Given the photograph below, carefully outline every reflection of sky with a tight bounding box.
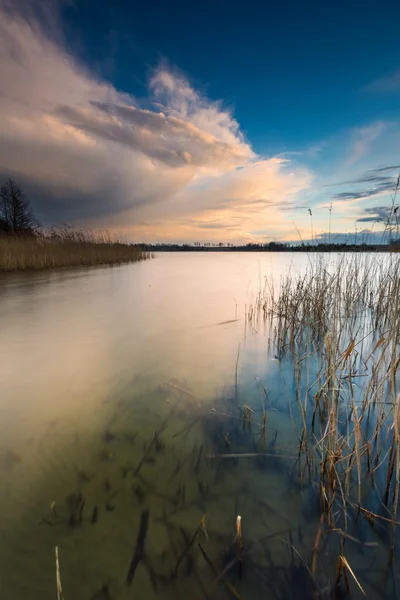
[0,254,311,448]
[2,250,386,452]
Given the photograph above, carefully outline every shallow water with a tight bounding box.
[0,252,398,600]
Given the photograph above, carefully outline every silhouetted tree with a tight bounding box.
[0,179,38,234]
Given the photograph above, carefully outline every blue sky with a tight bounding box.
[1,0,400,243]
[60,0,400,152]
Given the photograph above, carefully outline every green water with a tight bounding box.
[0,253,398,599]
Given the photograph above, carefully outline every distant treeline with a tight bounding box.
[134,241,399,252]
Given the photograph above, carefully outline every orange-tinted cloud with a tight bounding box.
[0,6,313,241]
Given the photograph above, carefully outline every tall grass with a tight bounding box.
[248,253,400,575]
[0,226,150,271]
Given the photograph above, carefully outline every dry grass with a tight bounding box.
[0,227,149,271]
[248,253,400,572]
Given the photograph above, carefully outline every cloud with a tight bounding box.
[364,70,400,93]
[320,164,399,207]
[124,158,312,243]
[333,180,395,201]
[372,165,400,173]
[357,205,395,223]
[55,101,253,170]
[323,165,400,189]
[149,68,249,150]
[0,6,312,241]
[347,122,387,164]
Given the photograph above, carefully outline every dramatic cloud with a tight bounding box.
[55,101,253,170]
[3,4,396,244]
[0,5,314,242]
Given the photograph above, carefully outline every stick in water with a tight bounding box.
[173,517,204,576]
[55,546,64,600]
[236,515,243,579]
[198,543,241,600]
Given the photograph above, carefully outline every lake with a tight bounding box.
[0,252,398,599]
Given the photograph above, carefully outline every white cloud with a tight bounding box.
[149,67,249,151]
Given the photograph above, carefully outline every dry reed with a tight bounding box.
[248,253,400,580]
[0,226,149,271]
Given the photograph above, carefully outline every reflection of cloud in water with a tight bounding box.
[0,253,310,448]
[3,252,355,600]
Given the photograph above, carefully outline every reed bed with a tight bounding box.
[0,227,149,271]
[247,253,400,584]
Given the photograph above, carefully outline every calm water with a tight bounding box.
[0,253,397,599]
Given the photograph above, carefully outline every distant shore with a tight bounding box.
[136,242,399,253]
[0,236,150,272]
[1,237,399,272]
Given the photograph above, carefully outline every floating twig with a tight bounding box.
[166,382,197,398]
[207,452,296,460]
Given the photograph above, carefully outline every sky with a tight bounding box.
[1,0,400,244]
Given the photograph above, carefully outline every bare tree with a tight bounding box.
[0,179,38,234]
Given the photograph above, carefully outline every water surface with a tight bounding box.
[0,252,396,599]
